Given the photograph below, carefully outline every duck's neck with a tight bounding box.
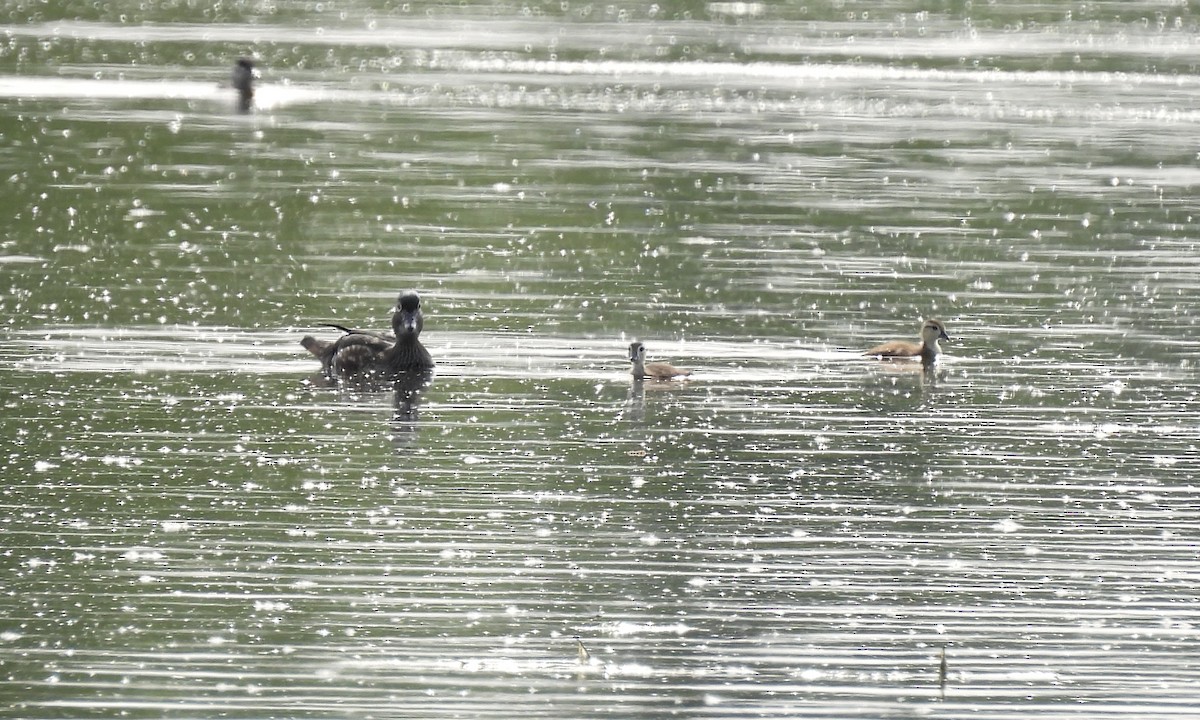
[385,336,433,371]
[920,338,941,364]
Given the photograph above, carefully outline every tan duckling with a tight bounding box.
[864,318,950,365]
[629,341,691,380]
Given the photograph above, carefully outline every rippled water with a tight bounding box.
[3,2,1200,717]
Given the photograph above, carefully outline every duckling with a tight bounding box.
[864,318,950,365]
[232,57,254,113]
[629,341,691,380]
[331,291,434,382]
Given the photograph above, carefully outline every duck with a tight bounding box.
[232,57,254,113]
[629,341,691,380]
[864,318,950,365]
[302,290,434,384]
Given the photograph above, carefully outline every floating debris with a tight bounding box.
[939,645,948,697]
[575,636,592,665]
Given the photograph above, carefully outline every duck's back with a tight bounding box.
[644,361,690,379]
[864,340,922,358]
[331,333,393,377]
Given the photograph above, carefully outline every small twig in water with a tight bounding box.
[574,636,592,665]
[938,645,948,696]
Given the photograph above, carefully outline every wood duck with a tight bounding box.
[232,58,254,113]
[864,319,949,365]
[629,341,691,380]
[302,291,433,384]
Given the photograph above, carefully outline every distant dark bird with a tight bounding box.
[629,341,691,381]
[232,57,254,113]
[302,291,434,386]
[864,318,950,366]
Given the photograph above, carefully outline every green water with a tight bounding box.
[2,2,1200,718]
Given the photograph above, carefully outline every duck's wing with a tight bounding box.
[331,332,392,354]
[320,323,396,342]
[646,361,690,379]
[864,340,921,358]
[328,332,390,376]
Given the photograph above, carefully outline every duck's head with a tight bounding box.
[629,341,647,364]
[392,290,424,338]
[921,319,950,345]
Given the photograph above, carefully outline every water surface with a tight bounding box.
[3,2,1200,717]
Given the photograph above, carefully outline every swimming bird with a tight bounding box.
[302,291,434,385]
[864,318,950,365]
[629,341,691,380]
[232,57,254,113]
[333,291,433,380]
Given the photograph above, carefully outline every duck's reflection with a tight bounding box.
[922,362,947,386]
[622,379,646,422]
[621,374,696,423]
[390,368,434,448]
[859,359,947,412]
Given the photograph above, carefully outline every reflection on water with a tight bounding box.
[4,2,1200,718]
[391,368,434,448]
[622,379,647,423]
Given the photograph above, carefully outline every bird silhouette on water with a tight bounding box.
[301,290,434,388]
[232,58,254,113]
